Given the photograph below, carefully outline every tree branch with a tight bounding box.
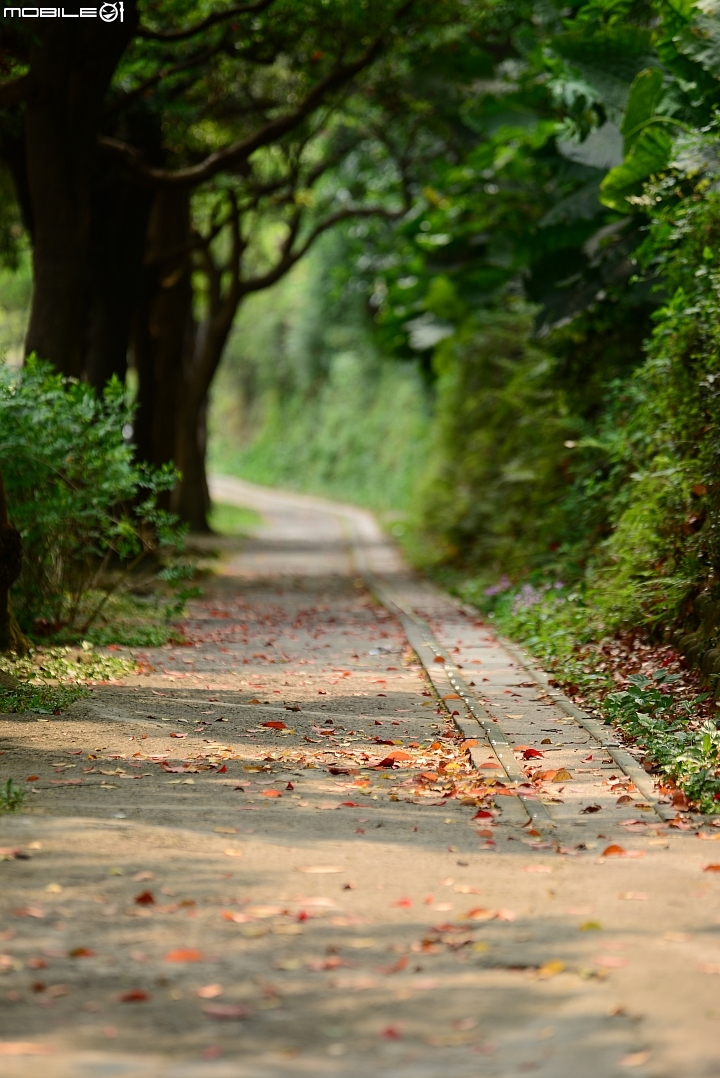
[136,0,276,42]
[98,13,408,188]
[241,202,405,295]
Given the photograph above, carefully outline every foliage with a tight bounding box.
[210,240,432,512]
[0,357,191,640]
[209,503,262,536]
[0,779,24,815]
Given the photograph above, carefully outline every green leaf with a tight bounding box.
[622,69,665,154]
[600,126,674,212]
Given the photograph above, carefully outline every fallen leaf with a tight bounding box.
[14,908,44,919]
[703,864,720,873]
[552,769,572,782]
[392,897,412,908]
[261,721,287,730]
[195,984,223,998]
[581,804,602,814]
[579,921,602,931]
[169,733,186,739]
[118,989,149,1002]
[522,749,544,760]
[26,776,39,783]
[381,1025,402,1039]
[619,1051,650,1067]
[134,891,154,906]
[202,1003,249,1020]
[224,849,243,857]
[601,845,626,858]
[165,948,203,963]
[537,960,565,978]
[261,789,282,798]
[69,948,95,958]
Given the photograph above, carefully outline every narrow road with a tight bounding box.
[0,477,718,1077]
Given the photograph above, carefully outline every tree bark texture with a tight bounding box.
[0,469,29,656]
[23,17,136,375]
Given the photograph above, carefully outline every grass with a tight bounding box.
[0,779,25,815]
[0,643,138,714]
[209,502,262,535]
[460,579,719,813]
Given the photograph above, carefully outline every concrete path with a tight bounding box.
[0,476,718,1077]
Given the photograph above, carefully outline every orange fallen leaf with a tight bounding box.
[460,739,478,749]
[392,897,412,908]
[69,948,95,958]
[165,948,203,963]
[703,864,720,872]
[261,721,287,730]
[261,789,282,798]
[442,694,461,701]
[26,776,39,783]
[169,733,186,739]
[601,845,626,857]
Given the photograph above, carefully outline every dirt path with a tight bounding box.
[1,477,719,1077]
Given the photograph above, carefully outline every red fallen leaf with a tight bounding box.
[118,989,149,1002]
[318,690,327,695]
[261,789,282,798]
[601,845,626,857]
[340,801,362,807]
[379,956,408,974]
[703,864,720,872]
[215,765,227,774]
[522,749,544,760]
[381,1025,402,1039]
[286,782,294,790]
[202,1003,249,1020]
[169,733,186,739]
[473,810,495,821]
[375,751,413,768]
[261,721,287,730]
[26,776,39,782]
[433,656,445,664]
[307,955,346,971]
[134,891,155,906]
[392,897,412,908]
[165,948,203,963]
[69,947,95,958]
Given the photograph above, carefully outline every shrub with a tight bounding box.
[0,356,187,638]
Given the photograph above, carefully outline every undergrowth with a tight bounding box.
[0,643,137,713]
[0,779,25,814]
[463,581,719,813]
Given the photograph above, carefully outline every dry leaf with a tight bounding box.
[195,984,223,998]
[165,948,203,963]
[298,866,342,874]
[552,769,572,782]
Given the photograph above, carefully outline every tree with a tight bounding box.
[0,0,473,528]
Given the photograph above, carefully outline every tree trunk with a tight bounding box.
[132,188,194,487]
[85,109,161,390]
[23,18,136,374]
[172,392,211,532]
[0,469,29,656]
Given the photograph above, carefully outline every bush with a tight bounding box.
[0,356,188,639]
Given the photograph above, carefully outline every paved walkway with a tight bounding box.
[0,477,718,1077]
